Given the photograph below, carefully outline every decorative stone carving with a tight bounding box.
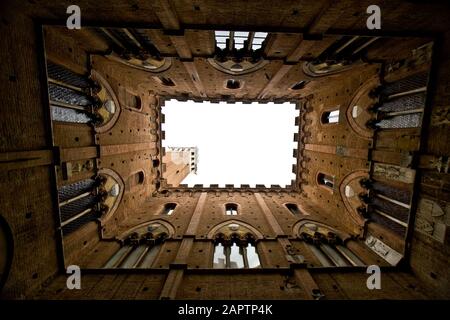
[415,197,449,243]
[373,163,415,184]
[365,234,403,266]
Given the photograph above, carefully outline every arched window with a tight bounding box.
[214,30,268,51]
[299,222,364,267]
[103,223,168,269]
[225,203,238,215]
[290,80,308,90]
[321,109,340,124]
[58,178,101,235]
[162,203,176,216]
[212,223,261,269]
[126,93,141,109]
[155,76,175,87]
[226,79,241,89]
[58,172,123,235]
[318,173,335,189]
[285,203,301,216]
[47,62,95,124]
[126,171,145,190]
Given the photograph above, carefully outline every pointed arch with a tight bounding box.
[339,170,369,227]
[207,219,264,240]
[91,70,121,133]
[98,168,125,225]
[292,219,350,242]
[345,76,379,139]
[115,219,175,241]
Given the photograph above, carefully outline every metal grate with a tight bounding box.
[60,194,96,222]
[379,92,426,112]
[62,211,100,235]
[51,106,90,123]
[47,62,90,88]
[134,29,154,48]
[58,179,96,202]
[377,113,422,129]
[108,28,138,50]
[370,212,406,236]
[372,181,411,204]
[48,83,93,106]
[372,198,409,223]
[382,72,428,96]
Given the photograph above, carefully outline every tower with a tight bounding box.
[163,147,198,187]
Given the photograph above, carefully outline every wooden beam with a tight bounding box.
[306,0,350,35]
[60,146,98,162]
[293,268,321,300]
[169,35,192,59]
[286,36,338,63]
[258,64,293,99]
[99,142,156,157]
[182,61,207,98]
[304,143,369,159]
[0,149,54,171]
[151,0,180,30]
[151,0,207,99]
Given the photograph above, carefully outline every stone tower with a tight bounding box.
[163,147,198,187]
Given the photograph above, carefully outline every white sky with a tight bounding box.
[162,100,298,188]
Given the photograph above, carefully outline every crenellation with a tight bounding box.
[0,0,449,301]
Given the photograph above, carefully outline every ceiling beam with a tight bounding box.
[151,0,207,98]
[183,61,207,98]
[286,36,340,62]
[306,0,351,35]
[150,0,180,30]
[169,35,192,59]
[257,64,293,99]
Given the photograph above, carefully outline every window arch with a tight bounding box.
[226,79,241,89]
[212,223,261,269]
[161,203,176,216]
[317,173,335,189]
[126,92,141,110]
[321,109,340,124]
[290,80,308,90]
[57,174,123,236]
[103,222,169,269]
[225,203,238,216]
[298,222,364,267]
[90,70,121,132]
[154,76,175,87]
[285,203,301,216]
[126,171,145,191]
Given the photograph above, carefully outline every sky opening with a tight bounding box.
[162,100,298,187]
